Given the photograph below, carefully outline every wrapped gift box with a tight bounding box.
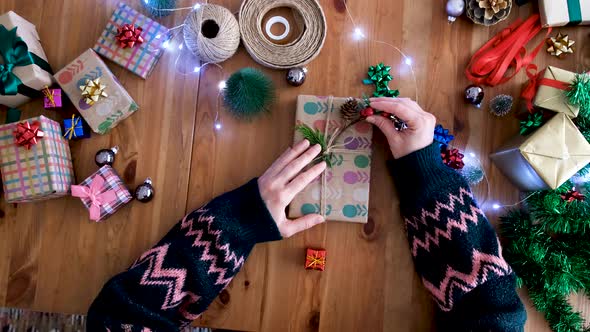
[0,11,54,108]
[63,115,90,139]
[54,49,138,134]
[93,3,169,79]
[305,248,326,271]
[533,66,579,118]
[491,113,590,191]
[43,87,62,109]
[0,115,74,202]
[288,95,373,224]
[540,0,590,27]
[73,165,132,222]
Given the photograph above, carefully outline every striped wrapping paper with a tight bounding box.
[76,165,132,222]
[0,116,74,203]
[93,2,169,79]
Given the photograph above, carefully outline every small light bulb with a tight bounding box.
[178,43,183,50]
[218,81,227,90]
[469,152,476,158]
[193,3,201,9]
[155,34,161,39]
[144,0,148,4]
[193,66,201,73]
[404,57,413,66]
[162,41,170,49]
[214,122,222,130]
[353,27,365,40]
[492,203,501,210]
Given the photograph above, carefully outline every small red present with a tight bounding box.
[305,248,326,271]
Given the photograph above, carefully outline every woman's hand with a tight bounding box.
[258,140,327,238]
[366,97,436,159]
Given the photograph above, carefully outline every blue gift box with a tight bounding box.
[63,115,90,139]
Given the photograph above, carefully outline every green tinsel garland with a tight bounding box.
[502,71,590,332]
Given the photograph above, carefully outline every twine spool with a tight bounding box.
[239,0,327,69]
[183,4,240,64]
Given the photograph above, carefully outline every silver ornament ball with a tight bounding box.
[287,67,307,87]
[446,0,465,23]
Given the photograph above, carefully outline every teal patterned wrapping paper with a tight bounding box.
[289,95,373,224]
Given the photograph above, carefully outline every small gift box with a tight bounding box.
[491,113,590,191]
[533,66,579,118]
[540,0,590,27]
[42,87,62,109]
[63,115,90,139]
[0,115,74,202]
[288,95,373,223]
[305,248,326,271]
[54,49,138,134]
[0,11,54,108]
[73,165,132,222]
[93,3,169,79]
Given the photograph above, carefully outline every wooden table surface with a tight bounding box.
[0,0,589,331]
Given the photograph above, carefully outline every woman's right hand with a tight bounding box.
[366,98,436,159]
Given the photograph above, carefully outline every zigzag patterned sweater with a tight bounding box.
[391,143,526,331]
[87,143,526,331]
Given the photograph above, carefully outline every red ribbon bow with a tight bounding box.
[116,24,144,48]
[520,68,571,113]
[13,121,44,149]
[71,175,118,222]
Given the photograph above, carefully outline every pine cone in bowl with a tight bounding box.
[467,0,512,26]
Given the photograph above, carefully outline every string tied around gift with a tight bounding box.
[318,96,366,218]
[305,253,326,269]
[521,68,572,112]
[64,115,81,140]
[0,25,53,97]
[465,14,550,87]
[42,86,56,107]
[71,175,118,222]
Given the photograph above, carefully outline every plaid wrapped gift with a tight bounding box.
[93,3,169,79]
[54,49,139,134]
[0,115,74,203]
[73,165,132,222]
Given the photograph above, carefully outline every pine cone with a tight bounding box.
[467,0,512,26]
[340,97,361,122]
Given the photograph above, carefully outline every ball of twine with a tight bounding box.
[183,4,241,64]
[239,0,327,69]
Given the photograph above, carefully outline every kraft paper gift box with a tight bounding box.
[0,11,54,108]
[533,66,579,118]
[54,49,139,134]
[73,165,132,222]
[288,95,373,224]
[490,113,590,191]
[540,0,590,27]
[0,115,74,203]
[93,3,169,79]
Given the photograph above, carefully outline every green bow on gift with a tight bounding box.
[0,25,52,97]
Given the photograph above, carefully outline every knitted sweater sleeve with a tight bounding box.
[390,143,527,332]
[86,179,282,332]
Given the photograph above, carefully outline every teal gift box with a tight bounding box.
[540,0,590,27]
[0,11,54,108]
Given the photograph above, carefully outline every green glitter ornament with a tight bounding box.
[223,68,275,120]
[567,72,590,119]
[141,0,177,18]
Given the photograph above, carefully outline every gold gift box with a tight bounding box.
[491,113,590,191]
[533,66,579,118]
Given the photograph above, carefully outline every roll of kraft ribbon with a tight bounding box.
[183,4,241,64]
[239,0,327,69]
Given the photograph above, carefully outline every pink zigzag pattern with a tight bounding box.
[405,188,485,257]
[422,239,511,312]
[131,244,201,320]
[180,207,245,287]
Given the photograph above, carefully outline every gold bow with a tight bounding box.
[79,77,108,105]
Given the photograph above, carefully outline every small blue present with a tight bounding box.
[63,115,90,139]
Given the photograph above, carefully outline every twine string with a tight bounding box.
[239,0,327,69]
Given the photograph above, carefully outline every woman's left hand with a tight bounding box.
[258,139,327,238]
